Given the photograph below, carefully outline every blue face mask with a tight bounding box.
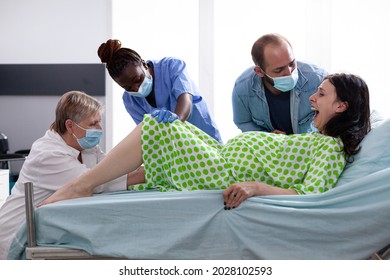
[73,122,103,150]
[126,74,153,98]
[264,68,299,92]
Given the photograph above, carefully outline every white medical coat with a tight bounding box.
[0,129,126,259]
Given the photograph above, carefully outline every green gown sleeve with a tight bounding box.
[289,136,346,194]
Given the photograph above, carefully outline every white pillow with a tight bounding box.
[336,118,390,186]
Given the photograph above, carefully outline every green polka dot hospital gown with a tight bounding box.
[135,115,346,195]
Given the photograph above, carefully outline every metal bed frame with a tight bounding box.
[24,182,119,260]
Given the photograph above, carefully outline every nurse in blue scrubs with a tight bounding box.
[98,39,223,143]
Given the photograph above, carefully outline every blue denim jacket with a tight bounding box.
[232,61,327,134]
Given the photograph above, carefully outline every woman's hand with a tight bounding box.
[127,166,146,186]
[38,181,94,207]
[151,109,178,123]
[223,182,298,209]
[223,182,262,209]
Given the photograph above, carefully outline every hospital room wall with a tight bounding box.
[213,0,390,141]
[111,0,390,146]
[0,0,112,153]
[1,0,389,153]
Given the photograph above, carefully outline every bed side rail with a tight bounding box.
[24,182,36,248]
[23,182,122,259]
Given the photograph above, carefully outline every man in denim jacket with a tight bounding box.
[232,33,327,134]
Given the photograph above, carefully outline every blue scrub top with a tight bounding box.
[122,57,222,143]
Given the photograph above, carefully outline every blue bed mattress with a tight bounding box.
[8,166,390,260]
[8,118,390,260]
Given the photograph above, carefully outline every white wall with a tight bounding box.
[213,0,390,141]
[213,0,332,141]
[1,0,389,151]
[0,0,112,152]
[110,0,200,146]
[111,0,390,145]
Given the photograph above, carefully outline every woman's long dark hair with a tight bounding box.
[323,73,371,160]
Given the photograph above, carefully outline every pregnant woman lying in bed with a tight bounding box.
[40,73,371,209]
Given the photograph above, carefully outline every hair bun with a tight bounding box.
[97,39,122,64]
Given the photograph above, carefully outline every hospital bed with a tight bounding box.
[7,118,390,260]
